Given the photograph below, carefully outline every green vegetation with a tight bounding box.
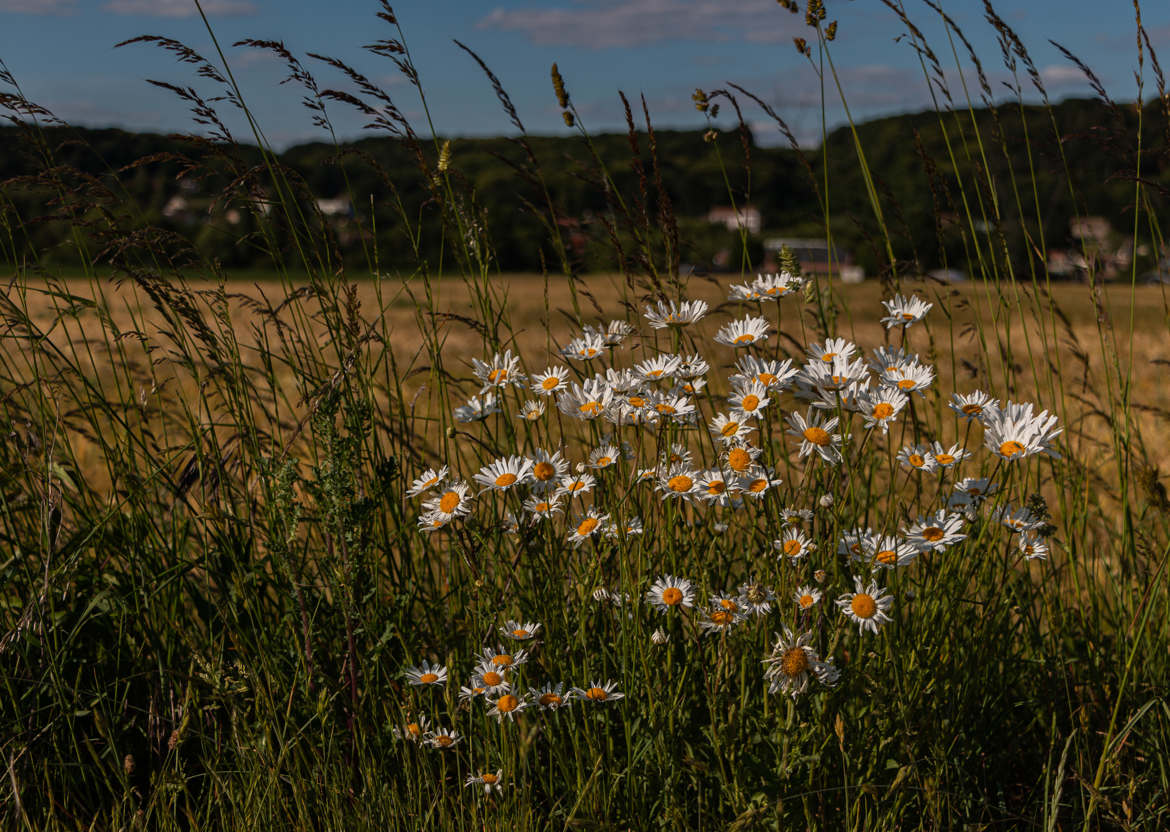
[2,2,1170,830]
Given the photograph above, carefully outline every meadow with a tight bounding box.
[3,1,1170,830]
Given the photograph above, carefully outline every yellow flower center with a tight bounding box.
[748,478,768,493]
[798,594,814,608]
[783,539,803,557]
[436,735,453,747]
[491,654,514,667]
[875,549,897,565]
[961,403,982,415]
[595,456,612,467]
[661,587,684,606]
[710,610,735,626]
[908,454,926,467]
[628,396,646,408]
[585,686,608,701]
[656,404,677,414]
[820,352,837,362]
[922,526,944,542]
[706,481,726,495]
[488,368,508,383]
[422,475,439,487]
[901,312,915,320]
[851,594,877,619]
[495,473,518,487]
[418,672,439,684]
[512,629,530,638]
[481,773,499,784]
[757,372,776,386]
[579,401,602,416]
[719,598,738,611]
[897,379,917,390]
[438,491,460,513]
[407,723,421,736]
[733,333,755,345]
[481,671,503,686]
[1000,440,1026,457]
[525,408,541,421]
[533,461,556,481]
[803,426,830,446]
[727,448,752,471]
[667,475,693,493]
[495,694,519,712]
[741,394,760,411]
[541,375,560,390]
[576,517,599,536]
[872,402,894,419]
[780,647,810,677]
[935,453,955,465]
[720,421,740,437]
[539,692,562,707]
[583,347,598,357]
[967,487,983,496]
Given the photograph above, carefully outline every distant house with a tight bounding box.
[764,237,864,283]
[706,204,762,235]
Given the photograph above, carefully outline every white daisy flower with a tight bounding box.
[949,477,998,506]
[709,412,755,445]
[417,510,451,533]
[732,355,799,390]
[500,620,542,641]
[837,527,873,560]
[573,680,625,703]
[774,528,814,561]
[644,299,709,328]
[994,504,1046,534]
[586,319,634,346]
[728,379,770,420]
[635,354,683,382]
[868,345,917,374]
[557,378,613,420]
[392,714,429,742]
[897,444,938,474]
[673,376,707,396]
[862,534,919,569]
[982,400,1062,460]
[737,579,775,616]
[454,392,501,423]
[516,400,546,422]
[458,683,489,703]
[836,577,894,635]
[714,315,770,348]
[950,390,1000,422]
[696,468,735,505]
[421,480,473,521]
[677,353,710,377]
[425,728,461,750]
[478,645,529,670]
[755,271,804,299]
[523,494,563,523]
[699,599,745,635]
[793,585,822,610]
[929,441,969,467]
[473,455,534,492]
[531,365,571,396]
[465,770,504,794]
[660,443,695,468]
[859,386,908,434]
[728,281,764,302]
[738,467,782,499]
[880,293,932,328]
[561,332,606,361]
[656,464,698,501]
[781,507,815,525]
[406,465,449,498]
[567,509,609,546]
[786,409,844,465]
[472,349,526,392]
[529,682,574,710]
[554,472,596,499]
[646,575,695,612]
[1019,531,1050,560]
[905,509,966,552]
[723,442,762,474]
[587,444,620,469]
[530,449,569,491]
[881,360,935,395]
[648,392,696,421]
[470,667,510,694]
[763,627,839,697]
[404,661,448,687]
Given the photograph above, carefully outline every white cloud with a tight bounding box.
[477,0,798,49]
[0,0,76,14]
[103,0,256,18]
[1039,64,1088,89]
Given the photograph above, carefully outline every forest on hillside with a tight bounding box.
[1,96,1166,279]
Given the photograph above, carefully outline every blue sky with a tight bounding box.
[1,0,1167,149]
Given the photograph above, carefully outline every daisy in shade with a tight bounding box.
[588,444,620,470]
[561,332,606,361]
[786,409,843,464]
[459,682,490,703]
[950,390,999,422]
[425,728,461,750]
[644,299,709,328]
[524,494,562,524]
[454,392,500,423]
[929,441,969,468]
[982,400,1062,460]
[781,507,815,526]
[531,365,570,396]
[516,400,545,422]
[472,349,526,392]
[880,293,933,328]
[474,455,534,492]
[739,467,782,499]
[486,692,527,722]
[557,379,613,420]
[714,315,770,348]
[657,464,698,501]
[500,620,541,641]
[404,661,448,687]
[729,379,770,420]
[421,480,473,521]
[762,627,839,697]
[709,412,754,445]
[529,682,574,711]
[406,465,449,498]
[737,579,776,616]
[1019,532,1050,560]
[836,577,894,634]
[567,509,609,546]
[793,585,822,610]
[837,527,872,560]
[862,534,919,569]
[392,714,429,743]
[807,337,858,364]
[897,444,938,474]
[724,442,763,474]
[573,680,625,704]
[479,645,529,671]
[635,354,682,382]
[905,509,966,552]
[949,477,998,506]
[994,504,1045,534]
[882,360,935,395]
[530,449,569,492]
[465,770,504,794]
[646,575,695,612]
[555,472,596,500]
[859,386,908,434]
[417,511,451,534]
[774,528,814,562]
